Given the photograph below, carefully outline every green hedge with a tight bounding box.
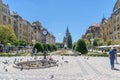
[0,52,30,57]
[87,53,108,57]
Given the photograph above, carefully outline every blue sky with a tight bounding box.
[3,0,117,42]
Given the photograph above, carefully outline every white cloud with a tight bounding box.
[58,33,62,36]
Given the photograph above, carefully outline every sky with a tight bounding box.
[3,0,117,42]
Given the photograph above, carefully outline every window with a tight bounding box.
[117,16,119,22]
[3,15,6,21]
[8,18,11,24]
[114,26,116,31]
[114,18,116,23]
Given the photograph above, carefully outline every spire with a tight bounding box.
[101,15,107,24]
[66,26,69,33]
[65,26,70,39]
[103,14,105,19]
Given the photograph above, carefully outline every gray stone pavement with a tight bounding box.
[0,56,120,80]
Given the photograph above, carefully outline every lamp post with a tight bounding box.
[32,39,36,56]
[42,29,48,59]
[7,43,11,52]
[32,39,36,46]
[90,38,94,52]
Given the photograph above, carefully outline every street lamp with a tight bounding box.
[32,39,36,56]
[90,38,94,52]
[42,29,48,59]
[7,43,11,52]
[32,39,36,46]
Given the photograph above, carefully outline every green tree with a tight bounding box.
[49,44,57,51]
[75,39,88,54]
[67,34,72,49]
[83,39,90,48]
[13,40,19,46]
[56,42,63,48]
[106,40,112,45]
[112,40,120,45]
[93,38,103,46]
[86,33,93,41]
[43,44,48,52]
[93,40,98,46]
[72,42,77,51]
[0,25,17,45]
[18,40,27,46]
[34,42,44,53]
[52,44,57,51]
[47,44,52,52]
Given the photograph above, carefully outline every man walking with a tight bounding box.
[113,48,118,64]
[109,47,117,70]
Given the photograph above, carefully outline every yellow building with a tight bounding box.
[0,0,56,45]
[107,17,112,41]
[46,32,56,44]
[0,0,13,27]
[100,17,112,43]
[11,12,34,44]
[109,0,120,42]
[84,23,100,39]
[83,0,120,44]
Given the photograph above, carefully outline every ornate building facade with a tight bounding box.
[0,0,56,44]
[10,12,34,44]
[83,0,120,45]
[83,23,100,39]
[0,0,12,27]
[111,0,120,41]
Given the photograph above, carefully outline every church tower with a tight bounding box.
[63,26,71,49]
[66,26,70,38]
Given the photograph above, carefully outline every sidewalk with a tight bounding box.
[0,56,120,80]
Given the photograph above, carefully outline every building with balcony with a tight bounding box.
[0,0,12,27]
[46,32,56,44]
[111,0,120,41]
[83,0,120,44]
[100,17,108,42]
[11,12,34,44]
[32,21,56,44]
[84,23,100,39]
[0,1,56,45]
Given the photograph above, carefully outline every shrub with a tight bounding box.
[34,43,44,53]
[47,44,52,52]
[43,44,48,52]
[75,39,88,54]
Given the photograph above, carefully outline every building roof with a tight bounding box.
[113,0,120,12]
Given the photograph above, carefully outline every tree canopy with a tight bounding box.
[93,38,103,46]
[67,34,72,49]
[34,42,44,53]
[75,39,88,54]
[86,33,93,41]
[0,25,17,45]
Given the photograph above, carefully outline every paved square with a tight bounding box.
[0,56,120,80]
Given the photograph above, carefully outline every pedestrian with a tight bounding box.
[109,47,117,70]
[113,48,118,64]
[5,68,8,72]
[101,48,104,53]
[50,75,54,79]
[20,65,23,71]
[34,48,37,56]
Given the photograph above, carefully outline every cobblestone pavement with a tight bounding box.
[0,56,120,80]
